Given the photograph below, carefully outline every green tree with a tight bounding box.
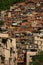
[0,0,25,10]
[30,51,43,65]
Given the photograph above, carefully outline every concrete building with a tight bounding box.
[0,33,17,65]
[26,51,37,65]
[0,0,43,65]
[34,30,43,51]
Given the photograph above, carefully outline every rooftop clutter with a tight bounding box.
[0,0,43,64]
[0,0,43,43]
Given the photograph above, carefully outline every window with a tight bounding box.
[2,38,7,45]
[30,49,37,52]
[40,36,43,39]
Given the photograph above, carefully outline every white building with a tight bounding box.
[34,30,43,51]
[0,33,17,65]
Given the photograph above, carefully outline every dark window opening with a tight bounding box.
[1,56,5,63]
[2,38,8,45]
[30,49,37,52]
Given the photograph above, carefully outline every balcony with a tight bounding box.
[0,33,8,38]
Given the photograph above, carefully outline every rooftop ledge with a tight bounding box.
[0,33,8,38]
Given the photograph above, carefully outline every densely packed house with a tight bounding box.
[0,0,43,65]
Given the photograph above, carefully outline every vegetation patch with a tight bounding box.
[0,0,25,10]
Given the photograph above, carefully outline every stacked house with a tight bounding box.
[0,0,43,65]
[0,35,17,65]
